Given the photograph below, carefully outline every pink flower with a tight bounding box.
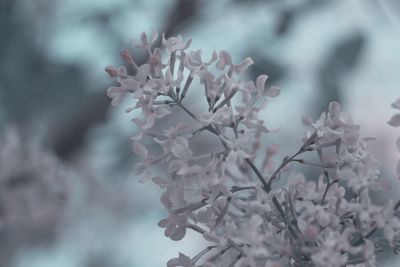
[155,123,192,159]
[167,253,193,267]
[159,214,188,241]
[106,33,400,267]
[162,34,192,53]
[222,134,253,166]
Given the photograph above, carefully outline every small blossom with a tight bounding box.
[216,50,232,70]
[233,57,254,74]
[162,34,192,53]
[159,214,188,241]
[167,253,193,267]
[222,134,253,167]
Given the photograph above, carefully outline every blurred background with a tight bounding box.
[1,0,400,266]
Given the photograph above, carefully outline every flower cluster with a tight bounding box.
[106,32,400,267]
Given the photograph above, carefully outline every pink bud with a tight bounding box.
[120,49,134,63]
[105,65,118,77]
[267,144,279,156]
[304,224,320,239]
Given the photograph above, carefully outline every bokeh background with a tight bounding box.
[1,0,400,266]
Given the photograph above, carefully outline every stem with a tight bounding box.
[207,247,232,262]
[293,159,336,169]
[192,246,217,263]
[245,158,271,193]
[169,92,199,122]
[227,254,242,267]
[170,51,176,76]
[180,75,193,103]
[272,195,299,240]
[213,89,238,112]
[230,186,256,193]
[266,149,304,189]
[171,199,208,214]
[320,178,339,205]
[364,227,377,239]
[177,101,199,122]
[214,196,232,227]
[346,257,365,265]
[187,223,207,235]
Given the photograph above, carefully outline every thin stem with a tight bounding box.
[171,199,208,214]
[227,254,242,267]
[188,151,224,161]
[168,92,200,121]
[177,101,199,122]
[180,75,193,103]
[206,247,232,263]
[292,159,336,169]
[230,186,256,193]
[245,158,271,193]
[170,51,176,76]
[272,195,299,240]
[320,179,339,205]
[187,223,207,235]
[266,149,304,189]
[214,196,232,226]
[364,227,377,239]
[395,200,400,210]
[213,89,238,112]
[192,246,217,264]
[346,257,365,265]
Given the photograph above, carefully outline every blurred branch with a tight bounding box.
[315,32,366,114]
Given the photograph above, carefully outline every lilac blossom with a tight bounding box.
[106,32,400,267]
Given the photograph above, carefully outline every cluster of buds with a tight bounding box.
[106,32,400,267]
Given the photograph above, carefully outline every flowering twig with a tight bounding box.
[106,32,400,267]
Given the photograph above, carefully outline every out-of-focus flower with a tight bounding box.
[0,127,71,264]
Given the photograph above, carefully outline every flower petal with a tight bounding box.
[234,57,254,74]
[301,116,313,126]
[328,101,341,116]
[105,65,118,77]
[256,75,268,91]
[132,141,148,158]
[266,86,281,97]
[216,50,232,70]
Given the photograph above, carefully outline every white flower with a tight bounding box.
[162,34,192,53]
[167,253,194,267]
[159,214,188,241]
[131,31,158,50]
[222,134,252,167]
[216,50,232,70]
[155,123,192,159]
[199,106,233,127]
